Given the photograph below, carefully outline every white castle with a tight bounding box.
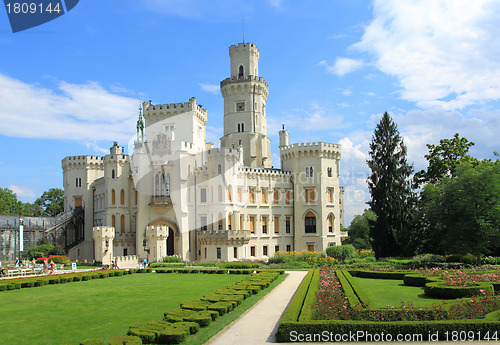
[61,42,346,264]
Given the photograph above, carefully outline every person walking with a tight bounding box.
[49,260,55,274]
[43,259,48,274]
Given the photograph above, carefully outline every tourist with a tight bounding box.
[15,258,19,268]
[43,259,48,274]
[31,258,36,269]
[143,258,147,268]
[49,260,55,274]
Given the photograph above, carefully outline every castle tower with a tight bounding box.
[220,43,272,168]
[92,226,115,265]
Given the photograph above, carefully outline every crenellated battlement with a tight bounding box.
[220,75,268,88]
[229,42,259,56]
[280,142,341,160]
[143,97,207,124]
[62,155,105,169]
[239,166,292,177]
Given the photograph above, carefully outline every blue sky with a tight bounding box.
[1,0,499,225]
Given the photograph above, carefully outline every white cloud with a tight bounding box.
[273,103,345,131]
[341,88,353,96]
[199,83,220,94]
[0,73,139,142]
[319,58,364,76]
[268,0,282,8]
[86,142,109,155]
[9,185,35,198]
[354,0,500,110]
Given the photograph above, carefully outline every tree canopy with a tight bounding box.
[342,210,376,250]
[35,188,64,217]
[0,187,64,217]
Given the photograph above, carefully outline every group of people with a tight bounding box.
[42,258,56,274]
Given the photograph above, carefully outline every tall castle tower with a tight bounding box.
[220,43,272,168]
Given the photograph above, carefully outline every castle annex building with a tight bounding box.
[61,43,346,264]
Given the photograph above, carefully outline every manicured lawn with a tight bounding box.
[0,273,246,344]
[352,276,448,308]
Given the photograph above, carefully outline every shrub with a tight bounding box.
[162,255,183,263]
[207,301,234,315]
[180,300,211,311]
[425,281,494,299]
[325,244,355,262]
[149,262,185,268]
[108,336,142,345]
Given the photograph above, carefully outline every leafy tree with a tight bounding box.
[342,210,376,250]
[414,133,475,187]
[325,244,356,262]
[367,112,414,258]
[421,160,500,259]
[35,188,64,217]
[0,188,35,216]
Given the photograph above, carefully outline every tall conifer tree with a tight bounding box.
[367,112,414,258]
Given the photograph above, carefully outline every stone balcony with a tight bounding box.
[149,196,172,214]
[197,229,251,245]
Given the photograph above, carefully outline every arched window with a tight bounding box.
[228,213,232,230]
[218,164,222,175]
[228,185,232,202]
[120,215,125,233]
[306,167,309,177]
[328,214,334,233]
[238,124,241,132]
[218,185,223,202]
[241,123,244,132]
[305,211,316,233]
[112,215,116,228]
[112,169,115,179]
[155,172,166,196]
[111,189,116,205]
[120,189,125,204]
[218,212,223,230]
[239,65,244,78]
[165,173,170,197]
[310,167,314,177]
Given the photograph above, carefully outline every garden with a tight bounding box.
[0,267,285,344]
[277,265,500,342]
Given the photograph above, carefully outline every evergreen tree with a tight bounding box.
[367,112,414,258]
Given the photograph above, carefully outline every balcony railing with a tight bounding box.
[149,195,172,205]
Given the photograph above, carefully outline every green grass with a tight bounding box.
[352,276,449,308]
[184,273,288,345]
[0,273,246,344]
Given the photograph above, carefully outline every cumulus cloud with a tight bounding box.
[355,0,500,110]
[319,58,364,76]
[9,185,35,198]
[199,83,220,94]
[272,103,345,132]
[0,73,138,142]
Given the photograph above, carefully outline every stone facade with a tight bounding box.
[62,42,346,264]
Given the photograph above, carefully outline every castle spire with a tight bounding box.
[136,103,144,140]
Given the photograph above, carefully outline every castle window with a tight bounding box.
[111,189,116,205]
[273,189,279,204]
[305,211,316,233]
[328,188,333,204]
[218,185,223,202]
[155,172,167,197]
[286,217,291,233]
[275,245,279,253]
[250,216,255,233]
[200,216,207,231]
[200,188,207,203]
[236,101,245,112]
[228,185,233,202]
[285,190,291,204]
[238,123,241,132]
[306,167,309,177]
[261,189,267,204]
[249,188,255,204]
[241,123,244,132]
[286,245,291,252]
[274,216,279,234]
[112,214,116,228]
[250,246,256,257]
[228,213,232,230]
[218,164,222,174]
[217,247,221,259]
[240,214,244,230]
[135,190,138,205]
[262,216,267,234]
[120,215,125,233]
[327,167,332,177]
[237,187,242,202]
[234,247,238,259]
[112,169,115,179]
[239,65,244,78]
[305,188,316,203]
[263,245,268,256]
[328,214,334,233]
[120,189,125,204]
[310,167,314,177]
[218,213,223,230]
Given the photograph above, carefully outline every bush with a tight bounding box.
[162,255,183,263]
[80,339,106,345]
[108,336,142,345]
[325,244,355,262]
[149,262,185,268]
[425,281,494,299]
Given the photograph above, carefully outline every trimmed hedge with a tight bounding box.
[349,269,407,280]
[425,281,494,299]
[279,270,315,324]
[298,269,320,321]
[108,336,142,345]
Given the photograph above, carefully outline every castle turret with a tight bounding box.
[220,43,271,168]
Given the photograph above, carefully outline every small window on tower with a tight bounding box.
[236,102,245,112]
[239,65,244,78]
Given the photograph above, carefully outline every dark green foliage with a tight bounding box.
[298,269,320,321]
[34,188,64,217]
[325,244,356,261]
[207,301,234,315]
[421,160,500,257]
[367,112,414,258]
[180,300,211,311]
[424,281,494,299]
[279,270,315,323]
[342,210,376,250]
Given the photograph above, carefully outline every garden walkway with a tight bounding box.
[207,270,307,345]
